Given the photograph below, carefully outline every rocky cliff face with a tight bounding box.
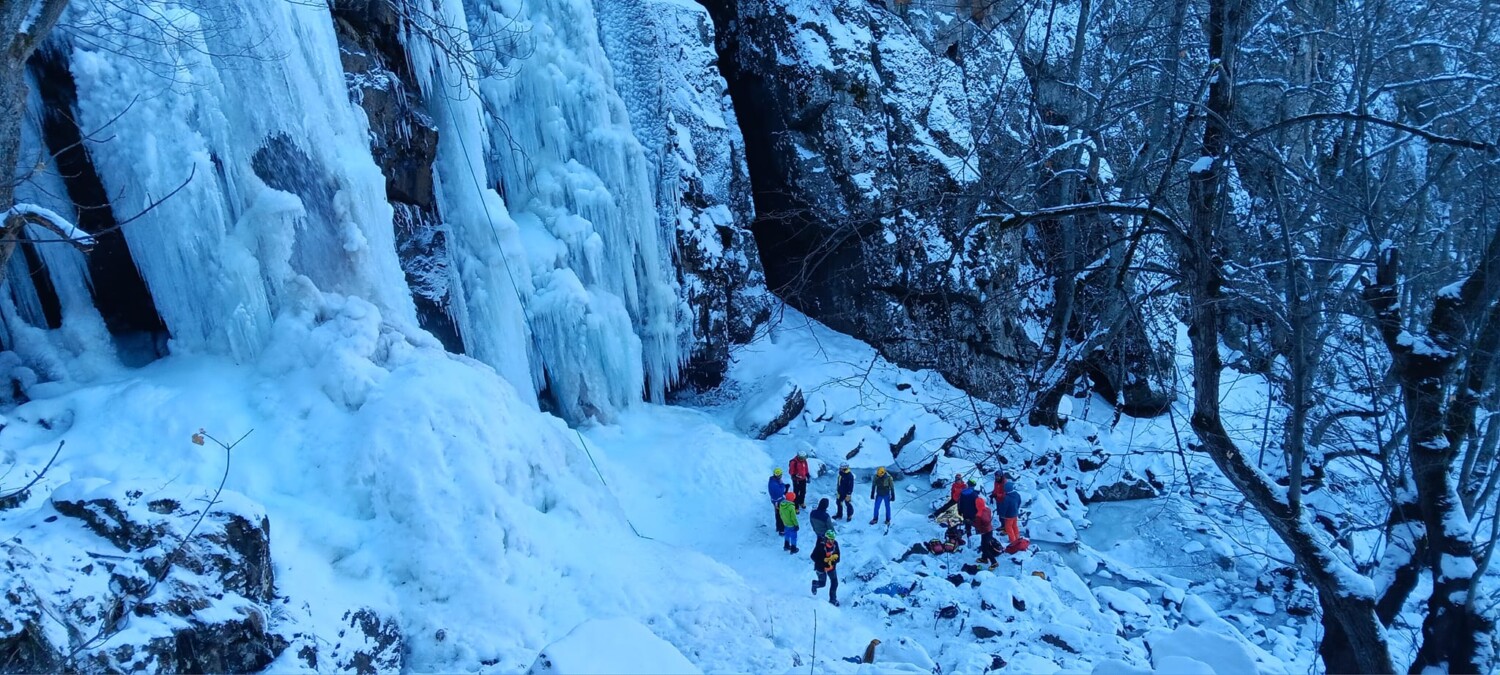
[594,0,772,389]
[699,0,1174,415]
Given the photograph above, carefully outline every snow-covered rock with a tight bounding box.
[1,480,289,672]
[734,374,805,439]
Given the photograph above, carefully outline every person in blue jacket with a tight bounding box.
[998,485,1028,553]
[957,479,981,536]
[769,468,788,535]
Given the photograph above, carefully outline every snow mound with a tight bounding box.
[1145,625,1258,675]
[527,619,699,675]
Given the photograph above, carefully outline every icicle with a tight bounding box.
[402,0,539,407]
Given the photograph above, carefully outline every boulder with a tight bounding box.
[2,480,286,672]
[734,375,805,439]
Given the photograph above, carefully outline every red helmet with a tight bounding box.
[786,491,796,501]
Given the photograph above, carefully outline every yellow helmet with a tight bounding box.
[773,468,783,475]
[876,467,887,475]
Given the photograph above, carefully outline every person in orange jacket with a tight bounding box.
[789,452,811,509]
[930,473,967,519]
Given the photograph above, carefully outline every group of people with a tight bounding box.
[764,454,1031,606]
[766,453,900,606]
[931,471,1029,570]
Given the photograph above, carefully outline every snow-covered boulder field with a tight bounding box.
[0,306,1324,673]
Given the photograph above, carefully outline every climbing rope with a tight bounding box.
[435,60,655,543]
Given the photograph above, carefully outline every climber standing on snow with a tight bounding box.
[999,481,1029,554]
[811,530,841,606]
[810,497,835,540]
[973,486,1000,569]
[957,479,981,536]
[835,462,855,521]
[789,451,811,510]
[780,491,801,554]
[991,472,1010,505]
[870,466,895,526]
[769,468,788,535]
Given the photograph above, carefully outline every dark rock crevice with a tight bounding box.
[24,45,170,362]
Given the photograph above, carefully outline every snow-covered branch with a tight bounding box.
[972,201,1185,237]
[4,204,95,248]
[1234,111,1500,155]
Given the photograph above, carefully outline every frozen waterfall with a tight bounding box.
[4,0,697,423]
[403,0,686,422]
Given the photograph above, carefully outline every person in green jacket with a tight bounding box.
[779,492,800,554]
[870,467,895,525]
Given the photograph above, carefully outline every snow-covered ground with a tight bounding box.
[1,305,1323,672]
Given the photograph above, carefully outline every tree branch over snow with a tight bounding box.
[0,203,93,275]
[4,204,96,248]
[972,201,1186,237]
[1233,111,1500,155]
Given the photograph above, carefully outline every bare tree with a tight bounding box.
[1,0,81,268]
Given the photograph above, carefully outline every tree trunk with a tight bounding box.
[1365,241,1499,673]
[1178,0,1396,671]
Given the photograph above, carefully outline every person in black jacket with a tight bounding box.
[810,498,835,540]
[835,463,855,521]
[810,531,841,606]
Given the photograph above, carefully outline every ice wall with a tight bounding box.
[54,0,417,362]
[401,0,686,421]
[5,0,728,423]
[2,72,115,384]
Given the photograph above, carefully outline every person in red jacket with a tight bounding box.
[973,492,1000,569]
[930,473,967,519]
[788,452,811,509]
[990,472,1010,506]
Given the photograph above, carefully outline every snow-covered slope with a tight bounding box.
[1,304,1322,672]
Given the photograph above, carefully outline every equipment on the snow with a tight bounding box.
[863,639,880,664]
